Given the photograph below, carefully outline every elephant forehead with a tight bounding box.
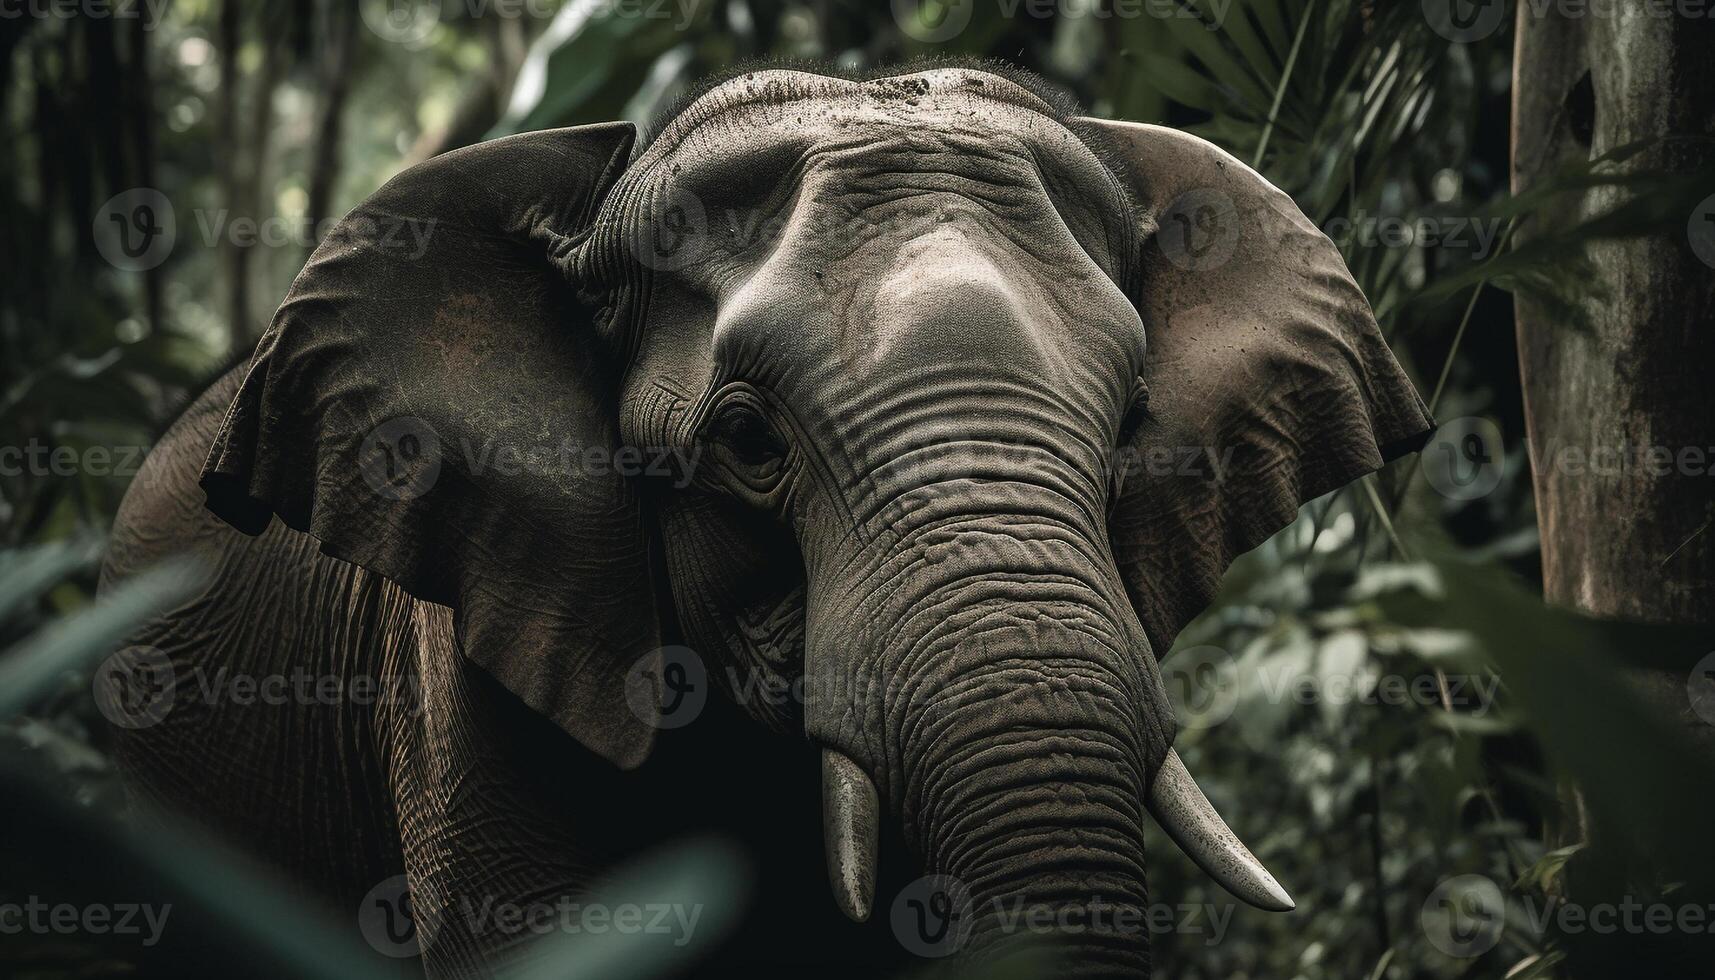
[701,185,1146,426]
[618,67,1145,412]
[644,68,1064,158]
[628,71,1135,313]
[639,69,1124,224]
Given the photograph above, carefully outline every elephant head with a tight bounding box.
[200,65,1432,975]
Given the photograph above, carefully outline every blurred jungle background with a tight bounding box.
[3,1,1712,978]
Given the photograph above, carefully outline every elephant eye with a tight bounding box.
[709,401,787,467]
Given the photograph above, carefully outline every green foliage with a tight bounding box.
[0,545,746,977]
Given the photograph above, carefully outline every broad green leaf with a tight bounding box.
[0,555,205,720]
[0,537,102,624]
[500,838,750,980]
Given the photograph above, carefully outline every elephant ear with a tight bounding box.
[200,123,666,769]
[1082,120,1435,654]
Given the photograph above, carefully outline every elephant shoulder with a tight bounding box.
[105,363,247,588]
[103,361,418,906]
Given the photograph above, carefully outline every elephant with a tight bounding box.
[101,63,1434,977]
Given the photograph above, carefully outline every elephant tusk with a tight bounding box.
[1146,748,1296,912]
[821,748,880,923]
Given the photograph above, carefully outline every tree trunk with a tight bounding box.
[304,0,356,255]
[128,12,162,337]
[1511,2,1715,831]
[217,1,285,354]
[216,0,246,354]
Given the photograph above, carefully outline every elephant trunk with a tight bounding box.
[903,644,1156,976]
[804,498,1166,973]
[804,488,1290,974]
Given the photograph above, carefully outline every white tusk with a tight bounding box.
[821,748,880,922]
[1146,748,1296,912]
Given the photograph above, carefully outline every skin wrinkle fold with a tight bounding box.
[884,593,1138,717]
[611,83,1310,970]
[855,470,1104,545]
[828,505,1103,604]
[653,77,1414,969]
[891,621,1145,720]
[628,80,1132,282]
[866,536,1123,635]
[929,752,1141,848]
[640,71,1060,165]
[901,672,1143,796]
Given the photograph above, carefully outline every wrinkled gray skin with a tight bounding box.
[632,70,1164,973]
[105,66,1429,978]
